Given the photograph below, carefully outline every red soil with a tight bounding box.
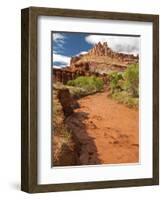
[66,91,139,165]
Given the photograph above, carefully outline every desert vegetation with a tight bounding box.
[108,63,139,108]
[54,76,104,100]
[67,76,104,94]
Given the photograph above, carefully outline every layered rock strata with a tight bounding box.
[53,42,138,84]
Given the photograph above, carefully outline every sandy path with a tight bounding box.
[66,91,139,165]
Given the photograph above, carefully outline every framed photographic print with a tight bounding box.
[21,7,159,193]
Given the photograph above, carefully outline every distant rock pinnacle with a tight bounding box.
[88,42,113,56]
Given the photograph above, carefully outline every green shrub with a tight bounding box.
[123,64,139,97]
[108,71,123,93]
[53,81,101,99]
[67,86,90,98]
[67,80,75,86]
[107,64,139,108]
[112,91,139,108]
[67,76,104,93]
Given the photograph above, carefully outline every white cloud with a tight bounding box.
[76,51,88,56]
[53,33,65,40]
[53,65,64,69]
[53,33,67,50]
[85,35,140,55]
[53,53,71,67]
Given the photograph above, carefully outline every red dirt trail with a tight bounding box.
[66,91,139,165]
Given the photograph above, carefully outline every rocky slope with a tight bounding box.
[52,87,80,166]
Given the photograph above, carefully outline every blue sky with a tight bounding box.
[52,32,140,68]
[52,32,93,68]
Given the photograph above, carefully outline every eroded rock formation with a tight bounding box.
[53,42,139,84]
[87,42,138,62]
[88,42,113,56]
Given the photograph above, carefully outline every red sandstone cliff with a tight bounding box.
[53,42,139,84]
